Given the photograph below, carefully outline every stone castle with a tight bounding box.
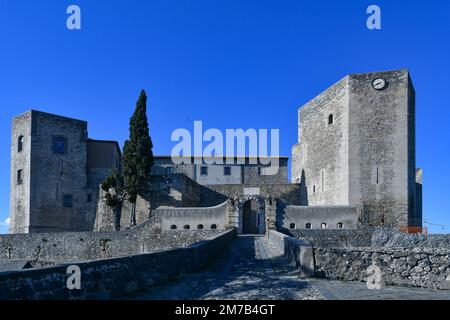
[8,69,422,235]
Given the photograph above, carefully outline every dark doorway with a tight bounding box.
[242,200,259,234]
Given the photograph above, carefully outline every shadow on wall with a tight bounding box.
[276,199,288,231]
[300,169,309,206]
[199,185,229,207]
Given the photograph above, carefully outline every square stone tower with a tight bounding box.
[292,70,422,228]
[9,110,89,233]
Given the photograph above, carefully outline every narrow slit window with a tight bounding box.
[376,167,379,184]
[328,114,333,125]
[18,136,24,152]
[321,170,324,192]
[17,169,23,185]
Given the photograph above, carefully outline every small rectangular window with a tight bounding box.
[52,136,67,154]
[17,170,23,185]
[224,166,231,176]
[63,194,73,208]
[165,166,174,175]
[200,166,208,175]
[87,194,92,202]
[257,167,262,175]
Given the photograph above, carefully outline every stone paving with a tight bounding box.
[124,235,450,300]
[127,235,323,300]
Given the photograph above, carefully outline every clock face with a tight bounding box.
[372,78,386,90]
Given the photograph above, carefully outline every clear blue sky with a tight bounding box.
[0,0,449,233]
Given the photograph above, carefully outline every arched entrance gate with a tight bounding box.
[228,195,276,234]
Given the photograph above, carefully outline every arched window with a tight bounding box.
[305,223,312,229]
[289,223,296,229]
[170,225,177,230]
[183,224,190,230]
[197,224,204,230]
[210,224,217,230]
[18,136,24,152]
[337,222,343,229]
[328,114,333,125]
[321,223,327,229]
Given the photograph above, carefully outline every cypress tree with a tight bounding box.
[122,90,154,226]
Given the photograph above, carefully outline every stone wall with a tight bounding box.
[287,227,450,289]
[289,228,374,248]
[0,229,237,299]
[292,76,349,206]
[371,228,450,248]
[10,110,90,233]
[152,156,289,185]
[313,246,450,290]
[291,70,421,228]
[9,111,33,234]
[278,205,358,230]
[154,201,229,231]
[204,184,302,205]
[150,174,202,209]
[289,227,450,249]
[0,218,219,269]
[241,157,289,185]
[10,111,121,234]
[95,174,205,231]
[268,230,314,277]
[348,70,415,227]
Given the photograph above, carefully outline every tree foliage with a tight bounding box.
[122,89,154,204]
[101,167,127,231]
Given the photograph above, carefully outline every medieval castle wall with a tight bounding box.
[8,70,422,235]
[9,111,120,234]
[292,70,422,228]
[10,111,90,233]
